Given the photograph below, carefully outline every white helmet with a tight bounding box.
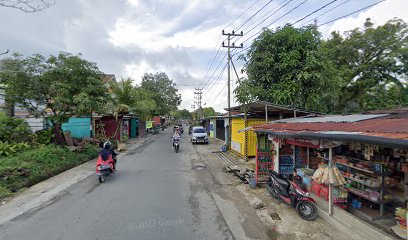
[103,141,112,149]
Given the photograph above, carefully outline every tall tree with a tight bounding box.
[325,18,408,112]
[0,52,110,144]
[141,72,181,115]
[200,107,216,118]
[240,24,339,112]
[171,109,192,119]
[110,77,157,119]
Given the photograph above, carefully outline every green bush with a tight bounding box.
[0,141,30,156]
[0,113,32,143]
[32,128,54,145]
[0,144,99,199]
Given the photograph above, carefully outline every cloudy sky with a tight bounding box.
[1,0,407,112]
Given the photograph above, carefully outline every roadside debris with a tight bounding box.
[253,201,265,209]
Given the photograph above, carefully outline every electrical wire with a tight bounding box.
[291,0,339,26]
[233,0,277,32]
[241,0,308,45]
[206,83,228,106]
[300,0,352,26]
[318,0,386,27]
[224,0,263,30]
[200,52,227,88]
[203,63,228,96]
[238,0,293,38]
[197,0,264,88]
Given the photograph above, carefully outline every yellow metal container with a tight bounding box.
[231,118,266,157]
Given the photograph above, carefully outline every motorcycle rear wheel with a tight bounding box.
[296,201,317,221]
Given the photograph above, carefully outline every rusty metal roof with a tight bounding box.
[251,114,408,147]
[275,114,387,123]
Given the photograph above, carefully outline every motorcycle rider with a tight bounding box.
[100,141,118,170]
[172,128,181,148]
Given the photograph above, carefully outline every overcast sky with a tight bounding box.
[1,0,407,112]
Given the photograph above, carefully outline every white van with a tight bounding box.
[191,126,209,144]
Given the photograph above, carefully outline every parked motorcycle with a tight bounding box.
[266,170,317,221]
[95,154,117,183]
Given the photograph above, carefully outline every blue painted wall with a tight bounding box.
[61,118,91,138]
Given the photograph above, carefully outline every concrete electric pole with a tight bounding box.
[222,30,243,150]
[194,87,203,120]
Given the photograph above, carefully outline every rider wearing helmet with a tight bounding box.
[172,128,181,148]
[100,141,118,170]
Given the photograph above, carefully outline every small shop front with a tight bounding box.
[250,114,408,239]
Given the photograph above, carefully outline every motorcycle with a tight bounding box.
[95,154,117,183]
[173,138,180,153]
[266,170,317,221]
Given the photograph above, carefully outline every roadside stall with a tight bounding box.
[249,112,408,238]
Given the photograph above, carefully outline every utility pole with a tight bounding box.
[194,87,203,120]
[191,104,196,120]
[222,30,243,150]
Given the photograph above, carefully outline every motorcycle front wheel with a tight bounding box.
[266,181,280,199]
[296,201,317,221]
[98,175,105,183]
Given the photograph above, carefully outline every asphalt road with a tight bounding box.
[0,129,233,240]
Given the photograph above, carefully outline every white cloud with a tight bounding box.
[1,0,407,114]
[127,0,140,8]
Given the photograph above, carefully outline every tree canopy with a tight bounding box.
[236,18,408,113]
[110,77,157,118]
[141,72,181,116]
[0,52,110,124]
[239,24,337,112]
[171,109,192,119]
[324,18,408,112]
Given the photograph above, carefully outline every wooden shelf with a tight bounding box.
[343,176,381,190]
[345,187,392,204]
[336,162,375,175]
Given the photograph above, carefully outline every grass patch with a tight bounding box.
[0,144,99,200]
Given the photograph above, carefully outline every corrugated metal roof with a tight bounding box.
[251,116,408,141]
[274,114,387,123]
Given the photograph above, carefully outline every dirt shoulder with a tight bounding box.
[192,139,355,240]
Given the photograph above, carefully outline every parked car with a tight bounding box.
[191,126,208,144]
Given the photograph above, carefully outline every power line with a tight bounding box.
[197,0,263,88]
[225,0,263,30]
[300,0,352,26]
[201,52,227,88]
[234,0,386,60]
[241,0,308,45]
[203,63,228,96]
[318,0,385,27]
[233,0,277,32]
[239,0,293,38]
[197,37,223,87]
[291,0,339,26]
[206,83,228,106]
